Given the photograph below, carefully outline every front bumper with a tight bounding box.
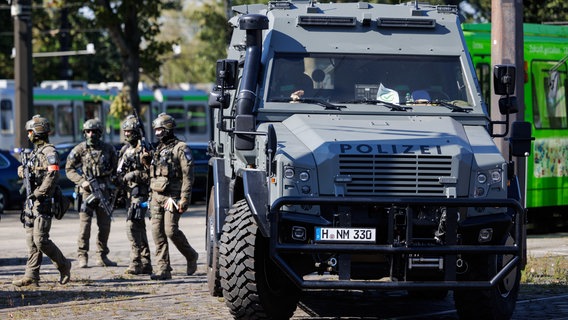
[268,196,525,290]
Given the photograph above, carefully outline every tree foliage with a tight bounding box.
[1,0,567,89]
[79,0,178,111]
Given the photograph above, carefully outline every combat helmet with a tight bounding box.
[83,118,103,133]
[25,114,51,134]
[152,113,176,130]
[122,115,141,143]
[122,115,141,131]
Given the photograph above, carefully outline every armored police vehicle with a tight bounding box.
[205,1,532,319]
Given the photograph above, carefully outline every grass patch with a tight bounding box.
[522,254,568,284]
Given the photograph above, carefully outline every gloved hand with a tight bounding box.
[17,165,24,179]
[178,197,190,213]
[140,151,152,167]
[81,180,91,193]
[124,171,137,183]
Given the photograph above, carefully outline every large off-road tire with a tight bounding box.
[219,199,300,320]
[454,235,520,319]
[206,187,222,297]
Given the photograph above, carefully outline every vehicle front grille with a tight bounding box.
[338,154,453,196]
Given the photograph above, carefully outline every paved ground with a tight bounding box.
[0,203,566,319]
[0,203,241,319]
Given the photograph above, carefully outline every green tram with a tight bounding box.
[462,23,568,219]
[0,80,210,150]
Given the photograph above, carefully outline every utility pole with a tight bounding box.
[12,0,33,152]
[59,5,72,79]
[491,0,526,205]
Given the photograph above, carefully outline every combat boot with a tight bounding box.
[124,265,141,275]
[150,270,172,280]
[59,259,72,285]
[12,277,39,287]
[140,264,153,275]
[187,252,199,276]
[97,255,118,267]
[78,254,88,268]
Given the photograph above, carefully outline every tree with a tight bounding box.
[74,0,178,112]
[0,0,14,79]
[472,0,568,23]
[0,0,123,83]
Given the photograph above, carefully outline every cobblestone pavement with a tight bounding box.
[0,204,566,319]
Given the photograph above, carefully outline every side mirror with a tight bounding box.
[493,65,516,95]
[235,114,255,150]
[215,59,238,90]
[509,121,534,157]
[208,89,231,109]
[498,96,518,115]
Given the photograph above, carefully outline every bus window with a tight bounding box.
[36,104,55,136]
[165,104,186,138]
[0,99,14,134]
[57,104,74,136]
[188,104,207,134]
[532,60,567,129]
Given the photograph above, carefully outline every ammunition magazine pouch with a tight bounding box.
[150,176,169,193]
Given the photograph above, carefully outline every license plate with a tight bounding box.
[315,227,376,243]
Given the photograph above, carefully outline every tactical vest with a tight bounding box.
[82,143,114,178]
[150,139,184,180]
[28,144,58,191]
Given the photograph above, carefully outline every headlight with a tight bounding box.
[299,171,310,182]
[473,168,503,198]
[489,169,502,183]
[284,168,295,179]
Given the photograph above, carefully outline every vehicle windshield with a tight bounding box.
[266,53,470,108]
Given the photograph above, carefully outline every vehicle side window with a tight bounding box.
[532,60,568,129]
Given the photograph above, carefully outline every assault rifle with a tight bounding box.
[20,149,34,224]
[84,167,115,217]
[132,106,153,152]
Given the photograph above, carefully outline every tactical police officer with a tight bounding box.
[13,115,71,287]
[145,113,198,280]
[118,115,153,275]
[66,118,118,268]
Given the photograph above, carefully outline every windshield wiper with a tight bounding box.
[405,99,473,113]
[271,97,346,110]
[340,99,412,111]
[434,100,473,113]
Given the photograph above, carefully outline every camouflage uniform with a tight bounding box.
[147,113,198,280]
[13,115,71,287]
[118,115,152,275]
[65,118,118,268]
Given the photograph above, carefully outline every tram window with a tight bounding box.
[165,104,186,137]
[0,99,14,134]
[84,102,102,125]
[532,60,567,129]
[188,104,206,134]
[58,104,74,136]
[36,104,55,136]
